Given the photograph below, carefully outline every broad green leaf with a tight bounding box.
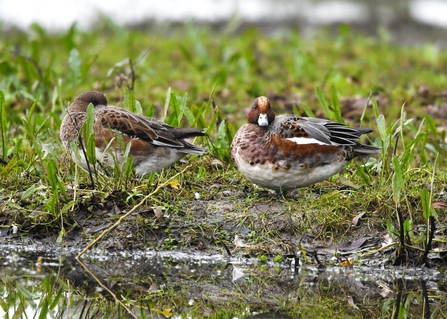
[135,99,143,115]
[355,165,371,185]
[376,114,386,143]
[57,228,65,243]
[0,61,16,76]
[0,297,7,312]
[16,282,40,299]
[213,119,234,161]
[11,303,24,319]
[386,219,398,238]
[60,201,75,215]
[22,184,46,200]
[403,219,411,234]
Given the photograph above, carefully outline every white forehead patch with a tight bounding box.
[258,114,269,126]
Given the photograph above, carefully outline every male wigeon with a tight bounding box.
[230,96,379,192]
[60,91,206,175]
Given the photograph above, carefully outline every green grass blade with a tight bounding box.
[315,86,333,120]
[421,188,431,219]
[0,90,6,159]
[49,288,63,310]
[46,159,57,190]
[329,85,343,123]
[392,156,404,205]
[166,92,181,127]
[371,95,379,119]
[12,303,25,319]
[37,298,49,319]
[135,99,143,115]
[183,102,196,126]
[83,103,97,165]
[179,92,188,125]
[124,87,137,113]
[68,48,81,86]
[162,87,171,121]
[297,101,315,118]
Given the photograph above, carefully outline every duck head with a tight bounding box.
[67,91,108,112]
[247,96,275,127]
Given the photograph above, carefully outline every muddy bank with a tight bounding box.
[2,188,447,318]
[2,186,446,269]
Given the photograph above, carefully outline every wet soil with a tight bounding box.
[2,185,447,317]
[2,184,446,268]
[1,188,377,256]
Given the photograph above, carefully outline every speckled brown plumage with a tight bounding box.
[230,96,379,191]
[60,91,206,175]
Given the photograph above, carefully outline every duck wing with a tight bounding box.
[272,115,374,146]
[96,106,204,148]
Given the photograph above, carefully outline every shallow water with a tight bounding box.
[1,243,446,318]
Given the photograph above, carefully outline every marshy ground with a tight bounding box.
[1,19,447,318]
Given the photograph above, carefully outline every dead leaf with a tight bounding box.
[211,159,223,166]
[340,258,354,267]
[339,176,361,189]
[337,237,369,251]
[166,180,181,189]
[382,234,394,246]
[37,256,43,273]
[433,201,447,209]
[232,235,246,251]
[347,296,359,309]
[380,288,391,298]
[232,265,245,282]
[352,211,366,226]
[149,282,158,292]
[153,207,163,219]
[152,308,172,317]
[106,204,121,217]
